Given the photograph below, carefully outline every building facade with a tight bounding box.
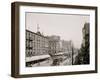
[79,22,90,64]
[48,36,60,56]
[26,30,49,57]
[82,23,90,47]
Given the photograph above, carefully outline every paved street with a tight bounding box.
[60,58,72,65]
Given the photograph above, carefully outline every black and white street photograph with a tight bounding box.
[25,12,90,67]
[11,2,97,77]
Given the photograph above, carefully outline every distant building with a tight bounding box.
[48,36,60,56]
[60,40,72,54]
[26,30,49,57]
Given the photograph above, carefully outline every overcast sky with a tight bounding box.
[26,12,89,49]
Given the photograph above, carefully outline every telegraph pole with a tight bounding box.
[72,45,73,65]
[71,42,74,65]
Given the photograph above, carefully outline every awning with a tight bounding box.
[26,54,50,62]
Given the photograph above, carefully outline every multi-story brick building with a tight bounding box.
[26,30,49,57]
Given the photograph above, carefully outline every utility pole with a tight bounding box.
[72,43,74,65]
